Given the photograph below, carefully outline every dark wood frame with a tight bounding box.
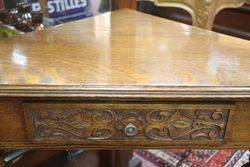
[112,0,137,10]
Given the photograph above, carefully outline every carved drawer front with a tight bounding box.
[24,103,234,143]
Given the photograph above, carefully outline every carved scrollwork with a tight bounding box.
[145,109,228,140]
[153,0,247,30]
[34,109,115,140]
[28,104,230,142]
[195,0,212,28]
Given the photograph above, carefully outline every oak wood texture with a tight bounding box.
[0,9,250,99]
[0,10,250,150]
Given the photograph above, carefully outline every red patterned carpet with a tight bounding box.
[134,150,250,167]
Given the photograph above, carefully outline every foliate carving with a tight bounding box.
[195,0,212,28]
[33,109,115,140]
[28,105,230,142]
[153,0,247,29]
[145,109,228,140]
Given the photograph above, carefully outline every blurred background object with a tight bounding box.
[0,23,17,38]
[137,0,250,39]
[0,0,111,39]
[33,0,111,26]
[139,0,247,30]
[1,0,248,40]
[2,149,250,167]
[0,0,4,9]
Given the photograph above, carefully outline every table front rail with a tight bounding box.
[0,99,250,149]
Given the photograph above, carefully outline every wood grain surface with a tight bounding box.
[0,9,249,98]
[0,9,250,150]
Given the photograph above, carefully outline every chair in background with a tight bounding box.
[140,0,247,30]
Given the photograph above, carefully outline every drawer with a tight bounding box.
[24,102,234,143]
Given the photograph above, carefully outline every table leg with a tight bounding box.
[99,150,133,167]
[112,0,137,10]
[130,0,137,9]
[113,150,133,167]
[0,151,4,167]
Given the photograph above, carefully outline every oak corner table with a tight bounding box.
[0,9,250,166]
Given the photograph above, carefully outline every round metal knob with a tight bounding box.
[124,123,137,137]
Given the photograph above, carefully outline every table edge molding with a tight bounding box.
[0,85,249,98]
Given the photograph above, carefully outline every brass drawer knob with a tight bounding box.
[124,123,137,137]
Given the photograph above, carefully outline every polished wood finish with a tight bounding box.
[0,10,250,94]
[214,3,250,40]
[0,10,250,151]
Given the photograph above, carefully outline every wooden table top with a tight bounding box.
[0,9,249,98]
